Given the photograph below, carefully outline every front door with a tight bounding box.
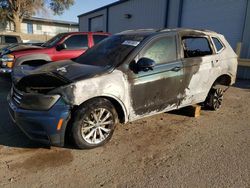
[129,35,184,116]
[52,34,89,61]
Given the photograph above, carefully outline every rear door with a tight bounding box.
[52,34,89,61]
[129,34,184,116]
[180,35,215,105]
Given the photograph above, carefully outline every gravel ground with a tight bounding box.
[0,76,249,188]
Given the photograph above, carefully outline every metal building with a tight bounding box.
[78,0,250,59]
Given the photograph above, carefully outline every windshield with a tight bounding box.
[41,33,65,48]
[75,34,146,67]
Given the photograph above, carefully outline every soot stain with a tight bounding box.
[12,150,73,172]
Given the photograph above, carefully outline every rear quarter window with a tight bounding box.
[212,37,224,53]
[182,37,213,58]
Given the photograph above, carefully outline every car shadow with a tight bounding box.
[167,105,206,118]
[0,75,48,149]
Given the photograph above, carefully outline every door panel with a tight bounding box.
[51,34,89,61]
[180,56,213,105]
[131,60,183,115]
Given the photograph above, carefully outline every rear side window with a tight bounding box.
[93,35,108,44]
[64,35,88,49]
[182,37,212,58]
[212,37,224,52]
[142,36,177,64]
[5,36,18,43]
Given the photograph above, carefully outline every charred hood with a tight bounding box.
[13,60,112,94]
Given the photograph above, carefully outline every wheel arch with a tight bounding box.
[64,95,128,146]
[203,73,233,104]
[15,54,51,66]
[213,74,232,87]
[72,95,128,124]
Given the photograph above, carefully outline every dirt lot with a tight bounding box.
[0,76,249,188]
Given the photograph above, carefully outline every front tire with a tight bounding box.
[71,98,118,149]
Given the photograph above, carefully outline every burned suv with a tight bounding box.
[9,29,238,149]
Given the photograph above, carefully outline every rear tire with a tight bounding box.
[71,98,118,149]
[205,86,224,111]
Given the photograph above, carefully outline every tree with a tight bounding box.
[0,0,74,33]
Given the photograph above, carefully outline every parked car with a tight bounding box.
[0,32,110,73]
[0,42,43,56]
[9,29,238,149]
[0,34,22,49]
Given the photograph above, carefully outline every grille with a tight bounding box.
[12,87,23,106]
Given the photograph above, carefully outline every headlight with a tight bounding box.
[1,54,15,68]
[19,94,61,111]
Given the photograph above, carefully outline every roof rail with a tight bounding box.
[119,29,156,34]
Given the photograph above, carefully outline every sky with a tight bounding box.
[40,0,118,23]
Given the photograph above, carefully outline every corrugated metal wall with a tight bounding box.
[181,0,247,50]
[238,66,250,80]
[108,0,167,34]
[78,0,250,60]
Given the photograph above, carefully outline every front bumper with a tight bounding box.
[0,67,12,73]
[8,95,71,146]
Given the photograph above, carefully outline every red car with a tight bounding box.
[0,32,110,73]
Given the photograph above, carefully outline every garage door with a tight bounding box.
[90,15,105,32]
[181,0,247,49]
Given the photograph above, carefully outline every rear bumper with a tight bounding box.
[0,68,12,73]
[8,95,71,146]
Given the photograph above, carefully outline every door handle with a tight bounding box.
[171,66,182,72]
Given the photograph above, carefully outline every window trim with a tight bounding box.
[211,36,225,54]
[138,35,178,65]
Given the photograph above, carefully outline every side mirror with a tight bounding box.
[56,43,67,51]
[137,57,156,72]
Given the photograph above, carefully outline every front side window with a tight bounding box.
[64,35,88,49]
[142,36,177,64]
[182,37,212,58]
[5,36,18,43]
[212,37,224,52]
